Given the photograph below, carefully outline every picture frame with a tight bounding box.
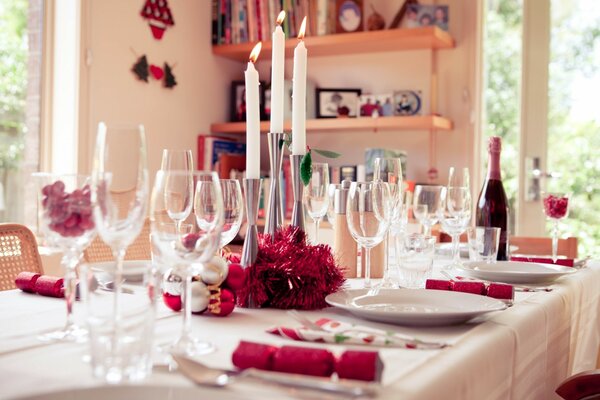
[230,80,266,122]
[359,94,394,117]
[336,0,363,33]
[316,88,362,118]
[403,4,449,31]
[393,90,422,116]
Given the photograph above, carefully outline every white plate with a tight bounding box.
[14,385,235,400]
[325,289,506,326]
[90,260,151,282]
[457,261,576,284]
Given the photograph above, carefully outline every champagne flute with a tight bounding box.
[346,181,392,288]
[542,192,570,262]
[373,157,403,289]
[161,149,194,232]
[151,171,223,356]
[413,185,445,236]
[219,179,243,248]
[34,173,96,342]
[91,122,148,316]
[303,163,330,243]
[439,168,471,269]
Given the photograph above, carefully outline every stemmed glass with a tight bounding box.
[91,123,149,302]
[219,179,243,248]
[542,192,570,262]
[373,157,403,289]
[413,185,445,236]
[303,162,330,243]
[35,173,96,342]
[439,168,471,269]
[150,171,224,356]
[346,181,392,288]
[161,149,194,233]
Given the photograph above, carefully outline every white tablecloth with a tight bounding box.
[0,262,599,400]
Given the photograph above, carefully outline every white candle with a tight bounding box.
[292,18,307,156]
[245,43,262,179]
[270,13,285,133]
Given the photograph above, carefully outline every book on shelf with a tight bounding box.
[197,135,246,171]
[212,0,341,46]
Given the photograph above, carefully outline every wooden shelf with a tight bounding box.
[212,26,455,62]
[210,115,453,134]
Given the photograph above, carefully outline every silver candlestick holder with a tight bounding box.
[264,132,287,238]
[241,178,262,268]
[290,154,305,231]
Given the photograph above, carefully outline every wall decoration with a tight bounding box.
[359,94,394,117]
[403,4,449,31]
[316,88,362,118]
[366,4,385,31]
[140,0,175,40]
[336,0,363,33]
[393,90,422,116]
[131,55,177,89]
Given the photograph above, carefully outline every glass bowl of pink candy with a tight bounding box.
[542,193,570,220]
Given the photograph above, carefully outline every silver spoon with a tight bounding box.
[171,353,379,397]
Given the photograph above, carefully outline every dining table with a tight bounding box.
[0,259,599,400]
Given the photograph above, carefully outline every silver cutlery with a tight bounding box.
[171,353,379,398]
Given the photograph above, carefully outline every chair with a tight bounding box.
[511,236,578,259]
[0,223,44,291]
[556,370,600,400]
[83,218,151,262]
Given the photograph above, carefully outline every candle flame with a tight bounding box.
[249,42,262,63]
[298,16,307,39]
[276,11,286,25]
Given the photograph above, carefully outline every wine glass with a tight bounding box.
[346,181,392,288]
[303,162,330,243]
[161,149,194,233]
[34,173,96,342]
[219,179,244,248]
[413,185,445,236]
[91,123,149,301]
[373,157,403,289]
[150,171,223,356]
[439,168,471,269]
[542,192,570,262]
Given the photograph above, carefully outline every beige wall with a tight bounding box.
[79,0,479,185]
[79,0,240,176]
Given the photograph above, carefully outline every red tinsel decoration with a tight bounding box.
[238,226,346,310]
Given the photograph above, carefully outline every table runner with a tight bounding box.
[0,261,598,399]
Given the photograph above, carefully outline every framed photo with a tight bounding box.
[404,4,449,31]
[359,94,394,117]
[263,87,271,121]
[336,0,363,33]
[230,80,266,122]
[316,88,362,118]
[393,90,422,116]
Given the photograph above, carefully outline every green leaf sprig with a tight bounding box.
[284,133,341,186]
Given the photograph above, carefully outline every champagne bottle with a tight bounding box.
[476,136,510,260]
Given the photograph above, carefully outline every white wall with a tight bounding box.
[79,0,479,185]
[79,0,240,176]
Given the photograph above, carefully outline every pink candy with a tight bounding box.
[41,181,95,238]
[543,194,569,219]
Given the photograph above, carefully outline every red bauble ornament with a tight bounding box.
[163,292,182,311]
[209,288,235,317]
[224,263,245,292]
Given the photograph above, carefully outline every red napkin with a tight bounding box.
[510,256,574,267]
[231,340,381,382]
[15,272,64,298]
[426,278,514,301]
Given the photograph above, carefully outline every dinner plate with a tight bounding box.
[90,260,151,282]
[15,385,235,400]
[457,261,576,284]
[325,289,506,326]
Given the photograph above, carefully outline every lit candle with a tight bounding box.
[270,11,286,134]
[245,42,262,179]
[292,17,307,156]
